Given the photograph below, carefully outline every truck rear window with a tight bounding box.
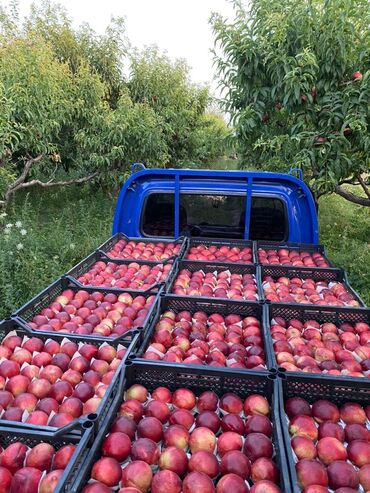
[141,193,287,240]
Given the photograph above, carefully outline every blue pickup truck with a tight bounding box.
[112,164,319,244]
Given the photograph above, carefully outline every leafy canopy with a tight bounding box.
[212,0,370,205]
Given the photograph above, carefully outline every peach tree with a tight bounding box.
[212,0,370,206]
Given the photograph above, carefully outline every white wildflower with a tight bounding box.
[15,221,22,228]
[4,228,10,235]
[5,223,13,228]
[16,243,24,250]
[20,229,27,236]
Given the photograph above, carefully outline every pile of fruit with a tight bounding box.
[172,269,258,300]
[186,244,253,264]
[106,240,182,261]
[27,289,156,337]
[142,309,266,370]
[257,249,330,268]
[0,441,76,492]
[285,396,370,491]
[76,261,172,290]
[262,276,360,306]
[82,384,281,493]
[270,316,370,377]
[0,333,128,426]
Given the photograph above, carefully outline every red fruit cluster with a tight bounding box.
[186,244,253,264]
[263,276,360,307]
[258,249,329,268]
[28,289,155,337]
[107,240,181,261]
[271,316,370,377]
[172,269,257,300]
[143,309,266,370]
[77,261,172,290]
[286,397,370,492]
[0,333,127,426]
[0,441,76,493]
[82,385,281,493]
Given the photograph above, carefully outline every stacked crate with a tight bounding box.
[1,234,368,492]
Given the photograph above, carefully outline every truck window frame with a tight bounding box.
[140,191,289,241]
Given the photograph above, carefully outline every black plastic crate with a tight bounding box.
[130,294,275,372]
[0,421,93,493]
[278,374,370,493]
[12,276,160,341]
[166,260,263,301]
[183,237,255,265]
[66,250,177,293]
[0,318,140,434]
[97,233,188,263]
[255,240,334,268]
[70,360,291,493]
[263,303,370,384]
[261,265,366,307]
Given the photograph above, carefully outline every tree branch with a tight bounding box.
[1,171,98,209]
[357,174,370,199]
[8,154,44,190]
[335,186,370,207]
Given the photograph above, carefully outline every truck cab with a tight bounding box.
[113,165,319,243]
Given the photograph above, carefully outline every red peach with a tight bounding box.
[145,400,170,423]
[25,443,55,471]
[317,437,347,464]
[53,444,76,469]
[188,450,219,478]
[183,471,215,493]
[10,467,43,493]
[0,442,27,473]
[340,402,367,424]
[296,459,328,488]
[111,416,137,439]
[289,415,318,441]
[244,395,269,416]
[217,431,243,456]
[189,427,216,454]
[216,473,248,493]
[291,437,317,460]
[347,439,370,467]
[151,470,182,493]
[327,461,359,489]
[220,450,250,479]
[92,457,122,487]
[131,438,160,465]
[159,447,188,476]
[39,469,64,493]
[243,433,273,461]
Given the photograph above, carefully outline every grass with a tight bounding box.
[0,181,369,319]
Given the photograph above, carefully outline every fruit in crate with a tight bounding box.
[0,332,128,426]
[270,315,370,377]
[142,308,266,370]
[82,384,281,492]
[107,239,181,261]
[172,269,258,300]
[263,276,360,306]
[258,248,329,268]
[26,289,156,337]
[186,244,253,264]
[0,440,76,492]
[76,261,171,290]
[285,396,370,491]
